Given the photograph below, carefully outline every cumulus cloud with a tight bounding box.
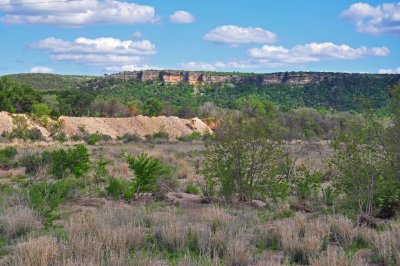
[0,0,156,26]
[132,31,143,38]
[169,10,195,24]
[342,2,400,36]
[378,67,400,74]
[105,64,161,72]
[248,42,389,64]
[204,25,278,45]
[180,60,263,71]
[30,66,53,73]
[31,37,156,65]
[181,42,390,71]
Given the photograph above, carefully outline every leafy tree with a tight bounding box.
[331,117,393,214]
[203,115,285,201]
[0,78,42,113]
[32,103,51,117]
[47,144,90,179]
[127,153,169,193]
[143,98,163,116]
[57,89,95,116]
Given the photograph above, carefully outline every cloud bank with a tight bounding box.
[0,0,156,26]
[32,37,156,66]
[169,10,195,24]
[342,2,400,36]
[204,25,278,45]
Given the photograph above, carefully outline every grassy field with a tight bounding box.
[0,139,398,266]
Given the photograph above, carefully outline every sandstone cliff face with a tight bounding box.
[106,70,332,86]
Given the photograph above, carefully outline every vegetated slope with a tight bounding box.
[4,71,400,112]
[0,111,212,139]
[84,72,400,112]
[2,73,96,90]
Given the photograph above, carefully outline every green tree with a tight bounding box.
[57,89,95,116]
[0,78,42,113]
[126,153,169,193]
[32,103,51,117]
[47,144,90,179]
[203,115,285,201]
[143,98,163,116]
[331,117,392,214]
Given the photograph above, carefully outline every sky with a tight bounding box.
[0,0,399,76]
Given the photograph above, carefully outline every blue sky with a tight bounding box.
[0,0,399,76]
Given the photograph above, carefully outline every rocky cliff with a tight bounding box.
[105,70,333,86]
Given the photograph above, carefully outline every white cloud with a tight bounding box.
[31,37,156,66]
[371,46,390,56]
[378,67,400,74]
[132,31,143,38]
[181,42,390,71]
[105,64,161,72]
[30,66,53,73]
[0,0,156,26]
[342,2,400,36]
[169,10,195,24]
[204,25,278,45]
[248,42,389,64]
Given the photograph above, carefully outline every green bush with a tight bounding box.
[25,128,43,141]
[127,153,170,193]
[184,182,201,195]
[52,132,67,142]
[48,144,90,179]
[0,147,17,164]
[291,167,322,201]
[84,133,112,145]
[176,132,202,142]
[28,178,82,218]
[105,178,133,200]
[145,131,169,142]
[20,153,49,175]
[118,133,142,143]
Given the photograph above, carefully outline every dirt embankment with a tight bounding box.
[0,112,212,139]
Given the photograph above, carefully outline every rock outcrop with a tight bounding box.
[105,70,333,86]
[0,112,212,140]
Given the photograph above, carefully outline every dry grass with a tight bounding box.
[325,215,355,248]
[0,206,41,239]
[310,245,352,266]
[369,223,400,265]
[5,236,58,266]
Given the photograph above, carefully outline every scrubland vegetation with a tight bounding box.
[0,77,399,265]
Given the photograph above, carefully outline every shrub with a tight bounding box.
[0,147,17,164]
[176,132,202,142]
[25,128,43,141]
[105,178,133,200]
[118,133,142,143]
[145,131,169,142]
[127,153,170,193]
[185,182,201,195]
[84,133,112,145]
[47,144,90,179]
[291,167,322,201]
[28,178,82,218]
[52,132,67,142]
[20,153,49,176]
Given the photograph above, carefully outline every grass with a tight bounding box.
[0,142,398,265]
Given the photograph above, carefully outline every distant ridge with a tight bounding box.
[105,70,400,86]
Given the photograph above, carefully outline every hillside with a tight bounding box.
[2,71,400,112]
[2,73,95,91]
[94,71,400,112]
